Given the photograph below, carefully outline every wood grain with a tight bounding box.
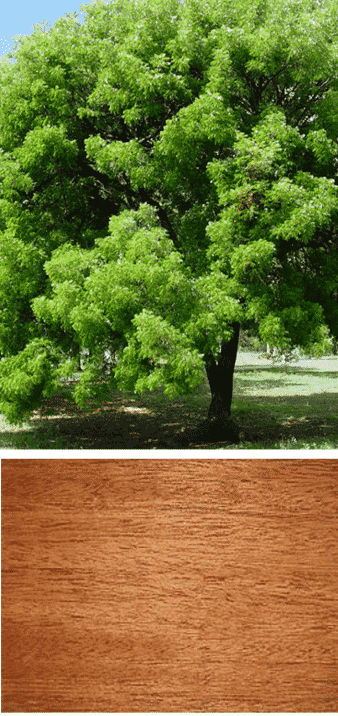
[2,458,338,713]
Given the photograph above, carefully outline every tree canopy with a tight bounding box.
[1,0,338,428]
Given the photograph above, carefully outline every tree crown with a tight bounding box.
[1,0,338,424]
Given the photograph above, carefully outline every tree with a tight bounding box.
[0,0,338,440]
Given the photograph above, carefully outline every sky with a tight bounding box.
[0,0,147,65]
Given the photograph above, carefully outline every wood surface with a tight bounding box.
[2,458,338,713]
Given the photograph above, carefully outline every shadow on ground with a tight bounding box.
[27,373,338,449]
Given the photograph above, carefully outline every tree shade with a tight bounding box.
[0,0,338,435]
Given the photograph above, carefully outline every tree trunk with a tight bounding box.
[173,322,241,446]
[205,321,240,419]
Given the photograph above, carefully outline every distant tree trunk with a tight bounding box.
[84,349,92,368]
[69,343,81,372]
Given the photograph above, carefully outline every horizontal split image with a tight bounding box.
[1,458,338,713]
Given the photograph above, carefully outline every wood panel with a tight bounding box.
[2,459,338,712]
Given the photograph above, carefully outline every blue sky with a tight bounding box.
[0,0,139,65]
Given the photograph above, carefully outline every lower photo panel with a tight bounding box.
[1,458,338,713]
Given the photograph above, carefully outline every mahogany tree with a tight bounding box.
[0,0,338,440]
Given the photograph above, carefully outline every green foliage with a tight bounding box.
[1,0,338,424]
[0,339,62,426]
[205,106,338,355]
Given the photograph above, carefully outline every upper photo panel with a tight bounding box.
[1,0,338,451]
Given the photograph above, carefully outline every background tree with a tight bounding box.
[0,0,337,436]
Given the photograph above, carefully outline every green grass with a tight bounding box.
[1,351,337,449]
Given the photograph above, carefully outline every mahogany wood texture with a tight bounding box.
[2,458,338,713]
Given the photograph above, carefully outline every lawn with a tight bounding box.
[1,351,337,450]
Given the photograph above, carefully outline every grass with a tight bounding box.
[0,351,338,450]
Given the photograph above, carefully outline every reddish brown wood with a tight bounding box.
[2,459,338,713]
